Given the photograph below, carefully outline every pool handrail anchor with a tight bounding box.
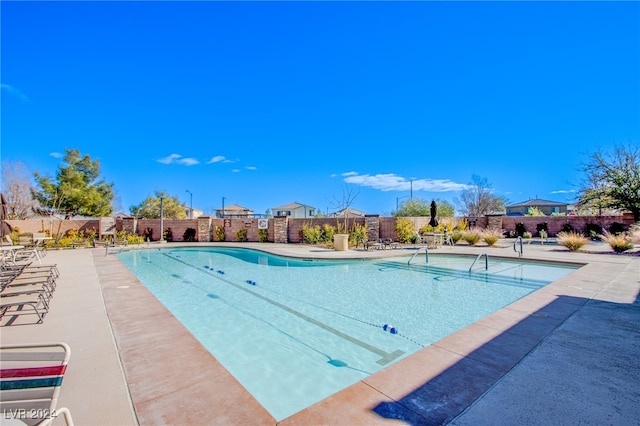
[469,253,488,272]
[514,236,524,257]
[408,246,429,265]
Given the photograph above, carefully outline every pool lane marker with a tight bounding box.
[163,252,405,366]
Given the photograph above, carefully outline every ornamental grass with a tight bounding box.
[557,231,589,251]
[601,231,635,253]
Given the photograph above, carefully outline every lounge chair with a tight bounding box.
[0,342,74,425]
[0,292,51,324]
[363,239,383,251]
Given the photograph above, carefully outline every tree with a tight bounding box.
[328,184,359,233]
[455,175,507,217]
[394,198,456,218]
[1,161,38,219]
[577,144,640,221]
[33,149,114,218]
[130,191,187,219]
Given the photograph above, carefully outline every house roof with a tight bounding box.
[217,204,252,212]
[333,208,367,217]
[506,198,567,208]
[272,201,316,210]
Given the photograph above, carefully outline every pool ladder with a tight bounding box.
[514,236,524,257]
[408,247,429,265]
[469,253,488,272]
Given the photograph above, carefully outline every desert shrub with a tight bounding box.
[258,229,269,243]
[127,234,143,245]
[183,228,197,242]
[349,223,367,248]
[584,223,603,240]
[557,231,589,251]
[462,230,482,245]
[142,227,153,241]
[450,229,464,244]
[601,231,634,253]
[214,226,225,242]
[301,222,322,244]
[561,223,575,233]
[235,228,248,242]
[523,231,532,239]
[481,229,502,246]
[455,218,468,231]
[608,222,626,235]
[515,222,526,237]
[395,218,415,243]
[320,224,335,244]
[536,222,548,236]
[164,228,173,242]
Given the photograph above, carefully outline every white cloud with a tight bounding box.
[343,173,470,192]
[551,189,576,194]
[1,84,30,102]
[157,153,199,166]
[245,166,257,171]
[207,155,226,164]
[49,152,64,159]
[232,168,241,173]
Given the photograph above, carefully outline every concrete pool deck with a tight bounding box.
[1,241,639,425]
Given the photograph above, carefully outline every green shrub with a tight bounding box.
[235,228,248,242]
[321,224,335,244]
[584,223,603,240]
[215,226,225,242]
[258,229,269,243]
[183,228,197,242]
[349,223,367,248]
[395,218,415,243]
[608,222,626,235]
[557,231,588,251]
[301,222,322,244]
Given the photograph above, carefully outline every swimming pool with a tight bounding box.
[116,247,578,421]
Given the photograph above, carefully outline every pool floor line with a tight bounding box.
[161,251,406,366]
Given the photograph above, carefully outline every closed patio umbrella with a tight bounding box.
[429,200,438,227]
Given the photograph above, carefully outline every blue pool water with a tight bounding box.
[116,247,578,420]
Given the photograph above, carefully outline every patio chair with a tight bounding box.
[0,342,74,425]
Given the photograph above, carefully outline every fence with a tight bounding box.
[3,213,635,244]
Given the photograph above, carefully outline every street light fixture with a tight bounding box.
[221,196,226,218]
[396,195,410,211]
[186,190,193,219]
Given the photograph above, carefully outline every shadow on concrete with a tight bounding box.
[372,294,640,425]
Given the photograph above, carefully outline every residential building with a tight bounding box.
[271,202,318,218]
[215,204,254,218]
[506,198,568,216]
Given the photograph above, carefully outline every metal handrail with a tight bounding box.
[469,253,488,272]
[408,247,429,265]
[514,236,523,257]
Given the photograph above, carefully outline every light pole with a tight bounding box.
[221,196,226,218]
[396,195,410,211]
[186,190,193,219]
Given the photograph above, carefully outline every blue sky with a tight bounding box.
[2,1,639,216]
